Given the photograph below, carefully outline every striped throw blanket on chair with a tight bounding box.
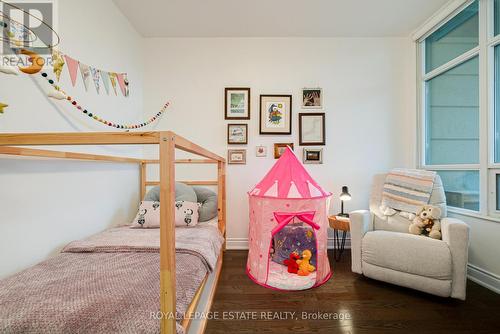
[381,168,437,214]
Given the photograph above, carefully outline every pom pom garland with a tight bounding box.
[40,71,168,129]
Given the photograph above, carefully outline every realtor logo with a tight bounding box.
[0,1,55,55]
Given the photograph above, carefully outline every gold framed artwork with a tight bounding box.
[274,143,294,159]
[228,149,247,164]
[259,95,292,135]
[303,148,323,164]
[227,124,248,145]
[301,88,322,109]
[225,88,250,120]
[299,113,325,146]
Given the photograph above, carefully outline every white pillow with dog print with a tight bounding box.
[131,200,200,228]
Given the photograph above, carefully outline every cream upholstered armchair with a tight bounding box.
[350,174,470,300]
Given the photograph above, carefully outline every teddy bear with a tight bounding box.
[296,249,316,276]
[409,205,442,239]
[283,252,300,274]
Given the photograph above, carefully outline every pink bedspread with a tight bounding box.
[0,225,224,334]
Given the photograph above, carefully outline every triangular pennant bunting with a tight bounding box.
[116,73,127,97]
[52,50,65,82]
[64,55,79,87]
[79,63,91,91]
[100,71,110,95]
[90,67,101,94]
[49,51,129,96]
[109,72,118,95]
[123,73,129,96]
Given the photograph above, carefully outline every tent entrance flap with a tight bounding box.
[271,211,319,236]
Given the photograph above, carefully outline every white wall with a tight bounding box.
[143,37,416,247]
[0,0,144,278]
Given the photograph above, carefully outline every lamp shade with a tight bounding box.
[339,186,351,201]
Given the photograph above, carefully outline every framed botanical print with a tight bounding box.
[301,88,322,109]
[227,124,248,145]
[303,148,323,164]
[225,88,250,120]
[228,149,247,164]
[274,143,294,159]
[259,95,292,135]
[299,113,325,146]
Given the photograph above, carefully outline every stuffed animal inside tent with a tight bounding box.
[296,249,316,276]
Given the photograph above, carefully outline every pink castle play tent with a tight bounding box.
[246,147,332,290]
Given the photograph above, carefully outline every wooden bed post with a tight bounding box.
[140,162,146,200]
[217,161,226,247]
[159,131,176,334]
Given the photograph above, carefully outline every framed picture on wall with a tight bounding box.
[303,148,323,164]
[225,88,250,120]
[299,113,325,146]
[274,143,294,159]
[227,124,248,145]
[256,145,267,157]
[228,149,247,164]
[301,88,322,109]
[259,95,292,135]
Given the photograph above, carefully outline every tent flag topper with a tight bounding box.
[247,147,332,291]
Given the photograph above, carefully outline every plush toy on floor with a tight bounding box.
[296,249,316,276]
[283,252,300,274]
[409,205,442,239]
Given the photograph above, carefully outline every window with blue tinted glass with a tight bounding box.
[494,46,500,163]
[495,0,500,36]
[425,56,479,165]
[437,170,479,211]
[425,1,478,73]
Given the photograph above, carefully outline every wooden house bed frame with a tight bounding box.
[0,131,226,334]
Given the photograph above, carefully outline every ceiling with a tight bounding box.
[113,0,450,38]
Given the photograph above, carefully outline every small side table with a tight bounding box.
[328,215,350,262]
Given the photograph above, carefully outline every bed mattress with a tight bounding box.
[0,224,223,334]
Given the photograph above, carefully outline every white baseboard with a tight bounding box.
[226,237,351,250]
[467,264,500,294]
[226,238,249,250]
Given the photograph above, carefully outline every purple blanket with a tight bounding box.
[272,223,317,267]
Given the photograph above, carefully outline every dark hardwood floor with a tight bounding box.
[205,250,500,333]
